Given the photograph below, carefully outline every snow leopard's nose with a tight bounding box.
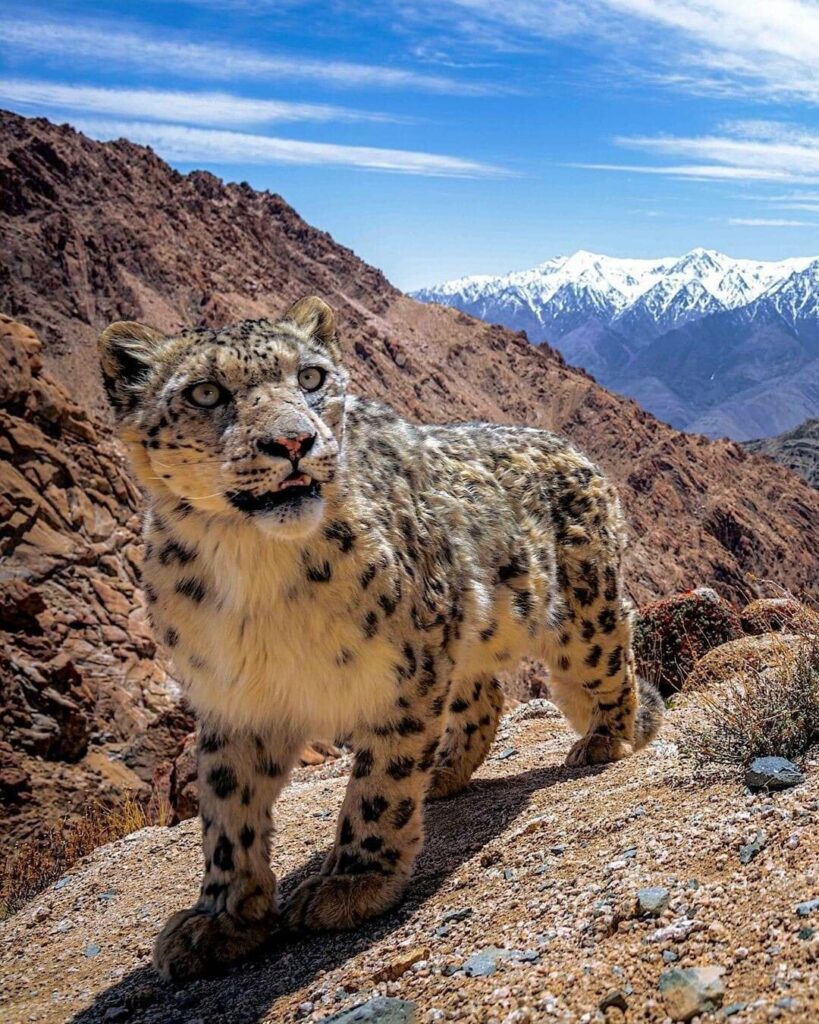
[258,432,316,463]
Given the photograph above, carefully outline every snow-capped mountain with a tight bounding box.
[413,248,814,342]
[412,249,819,440]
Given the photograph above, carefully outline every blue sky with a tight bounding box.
[2,0,819,289]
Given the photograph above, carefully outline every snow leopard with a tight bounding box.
[99,295,663,981]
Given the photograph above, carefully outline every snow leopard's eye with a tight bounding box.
[186,381,228,408]
[298,366,326,392]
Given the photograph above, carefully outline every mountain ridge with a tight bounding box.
[413,248,819,440]
[743,418,819,489]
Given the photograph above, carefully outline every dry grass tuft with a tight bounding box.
[678,636,819,767]
[0,794,170,920]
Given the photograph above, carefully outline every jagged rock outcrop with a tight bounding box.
[0,316,192,854]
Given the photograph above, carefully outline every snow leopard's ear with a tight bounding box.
[283,296,338,350]
[99,321,166,416]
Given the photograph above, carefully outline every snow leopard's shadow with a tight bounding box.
[70,761,602,1024]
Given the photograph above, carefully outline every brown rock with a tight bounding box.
[372,946,430,982]
[683,632,814,694]
[741,597,819,636]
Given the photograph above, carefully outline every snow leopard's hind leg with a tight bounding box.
[545,562,662,766]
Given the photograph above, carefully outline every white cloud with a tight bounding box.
[0,17,496,95]
[728,217,817,226]
[72,118,509,177]
[575,121,819,183]
[569,162,819,184]
[431,0,819,103]
[0,79,402,126]
[775,202,819,213]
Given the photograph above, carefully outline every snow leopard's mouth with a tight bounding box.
[226,477,321,515]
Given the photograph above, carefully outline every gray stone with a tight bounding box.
[599,990,629,1012]
[658,967,725,1022]
[637,886,671,917]
[320,998,418,1024]
[745,757,804,792]
[440,907,472,925]
[796,898,819,917]
[723,1003,747,1017]
[739,829,767,865]
[462,947,539,977]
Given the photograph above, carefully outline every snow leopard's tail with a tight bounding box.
[633,674,664,750]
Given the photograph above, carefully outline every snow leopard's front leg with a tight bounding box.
[283,648,448,931]
[153,724,301,982]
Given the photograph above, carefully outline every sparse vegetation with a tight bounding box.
[0,795,169,920]
[678,637,819,767]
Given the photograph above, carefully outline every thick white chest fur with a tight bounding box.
[146,515,398,741]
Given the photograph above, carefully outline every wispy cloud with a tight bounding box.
[72,118,509,177]
[425,0,819,104]
[728,217,817,227]
[0,79,402,126]
[569,163,819,184]
[0,17,498,96]
[572,120,819,184]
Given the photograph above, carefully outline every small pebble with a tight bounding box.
[637,886,671,917]
[599,990,628,1012]
[740,830,767,865]
[320,997,418,1023]
[462,947,539,978]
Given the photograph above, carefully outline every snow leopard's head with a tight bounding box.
[99,296,348,539]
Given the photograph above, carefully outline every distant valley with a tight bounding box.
[413,249,819,441]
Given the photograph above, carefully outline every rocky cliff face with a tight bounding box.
[0,316,192,853]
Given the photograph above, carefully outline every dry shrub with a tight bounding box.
[0,793,170,920]
[678,637,819,766]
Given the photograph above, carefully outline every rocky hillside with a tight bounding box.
[2,702,817,1024]
[3,110,819,610]
[744,419,819,490]
[0,316,192,855]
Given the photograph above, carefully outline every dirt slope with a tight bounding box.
[1,704,817,1024]
[1,110,819,607]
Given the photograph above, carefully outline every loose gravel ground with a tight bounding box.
[1,702,817,1024]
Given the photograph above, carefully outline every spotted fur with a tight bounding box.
[99,295,662,982]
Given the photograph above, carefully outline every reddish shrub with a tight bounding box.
[633,587,742,694]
